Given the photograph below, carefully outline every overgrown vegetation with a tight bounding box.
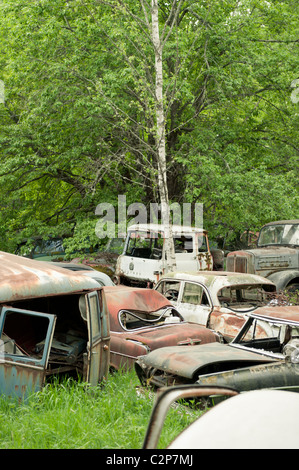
[0,369,202,449]
[0,0,298,253]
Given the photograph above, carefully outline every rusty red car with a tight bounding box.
[102,285,220,370]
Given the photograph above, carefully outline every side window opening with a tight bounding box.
[182,282,204,305]
[173,236,193,253]
[156,280,180,302]
[1,293,90,376]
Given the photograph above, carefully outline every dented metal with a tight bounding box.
[115,224,215,287]
[135,308,299,393]
[103,285,220,370]
[227,220,299,291]
[0,252,110,398]
[155,271,279,342]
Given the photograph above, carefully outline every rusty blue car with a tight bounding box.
[0,251,110,398]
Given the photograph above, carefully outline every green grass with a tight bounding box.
[0,369,202,449]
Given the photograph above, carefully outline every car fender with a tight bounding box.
[267,270,299,291]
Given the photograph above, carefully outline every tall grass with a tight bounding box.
[0,369,201,449]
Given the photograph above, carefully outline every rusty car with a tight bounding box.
[102,285,220,370]
[115,224,222,288]
[0,251,110,399]
[155,271,277,342]
[227,219,299,292]
[44,261,115,286]
[135,306,299,393]
[143,385,299,449]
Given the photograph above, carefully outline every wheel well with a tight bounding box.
[286,278,299,289]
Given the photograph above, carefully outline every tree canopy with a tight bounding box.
[0,0,298,253]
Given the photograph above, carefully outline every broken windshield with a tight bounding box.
[218,285,275,310]
[258,223,299,247]
[118,307,182,330]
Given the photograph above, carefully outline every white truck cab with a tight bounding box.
[115,224,213,287]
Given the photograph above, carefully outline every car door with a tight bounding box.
[176,281,212,325]
[85,290,110,385]
[0,307,56,399]
[155,279,182,309]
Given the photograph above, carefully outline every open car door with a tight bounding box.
[86,290,110,386]
[0,307,56,399]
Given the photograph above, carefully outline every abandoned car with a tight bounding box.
[155,271,277,342]
[227,219,299,292]
[115,224,219,288]
[135,307,299,393]
[102,285,220,370]
[143,385,299,449]
[0,252,110,398]
[44,261,115,286]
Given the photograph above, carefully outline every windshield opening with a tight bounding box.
[235,317,299,359]
[218,284,275,309]
[258,223,299,247]
[118,307,182,330]
[125,231,197,259]
[125,231,163,259]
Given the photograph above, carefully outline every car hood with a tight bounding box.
[136,342,276,379]
[230,246,298,256]
[121,322,218,349]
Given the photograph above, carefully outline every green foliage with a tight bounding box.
[0,0,298,250]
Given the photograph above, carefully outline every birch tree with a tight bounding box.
[149,0,179,270]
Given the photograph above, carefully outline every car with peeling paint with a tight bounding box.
[227,220,299,292]
[155,271,277,342]
[0,252,110,399]
[135,307,299,393]
[102,285,220,370]
[44,261,115,286]
[143,385,299,449]
[115,224,223,288]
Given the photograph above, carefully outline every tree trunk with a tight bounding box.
[151,0,176,272]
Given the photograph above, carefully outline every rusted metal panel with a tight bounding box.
[155,271,279,341]
[0,251,100,303]
[0,252,111,397]
[103,285,220,370]
[0,307,56,398]
[250,306,299,324]
[126,322,218,348]
[0,361,46,398]
[136,342,275,380]
[103,286,172,331]
[196,360,299,393]
[135,305,299,392]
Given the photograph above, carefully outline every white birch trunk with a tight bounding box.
[151,0,176,272]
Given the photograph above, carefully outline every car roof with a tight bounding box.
[46,261,94,271]
[158,271,276,289]
[249,305,299,325]
[45,261,115,286]
[127,224,207,234]
[103,285,172,319]
[262,220,299,226]
[0,251,100,303]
